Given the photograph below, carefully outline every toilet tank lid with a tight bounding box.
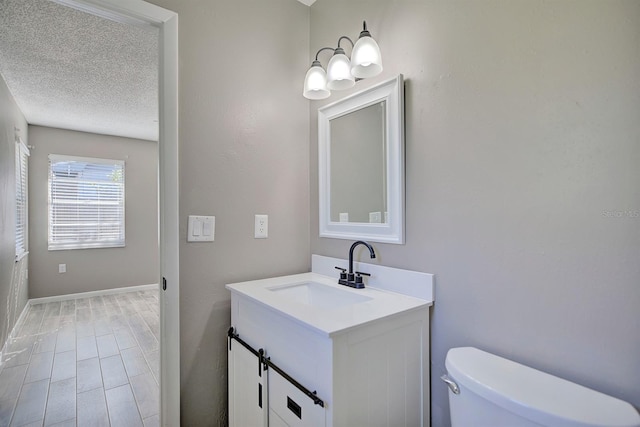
[445,347,640,427]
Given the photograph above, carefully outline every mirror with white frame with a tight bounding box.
[318,74,404,244]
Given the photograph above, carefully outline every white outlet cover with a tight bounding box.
[254,214,268,239]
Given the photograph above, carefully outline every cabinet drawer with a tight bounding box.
[269,369,325,427]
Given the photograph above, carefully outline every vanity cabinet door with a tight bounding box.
[268,409,289,427]
[268,368,325,427]
[229,341,267,427]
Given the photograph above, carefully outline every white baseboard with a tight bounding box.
[28,283,158,305]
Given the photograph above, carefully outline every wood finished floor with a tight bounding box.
[0,289,160,427]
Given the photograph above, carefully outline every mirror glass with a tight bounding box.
[318,75,404,244]
[330,101,386,223]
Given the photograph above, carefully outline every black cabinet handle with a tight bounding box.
[287,396,302,419]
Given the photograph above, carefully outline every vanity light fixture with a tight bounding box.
[303,21,383,100]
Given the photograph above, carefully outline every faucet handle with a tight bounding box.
[334,266,347,281]
[353,271,369,288]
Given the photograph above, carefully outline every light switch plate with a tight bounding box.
[188,215,215,242]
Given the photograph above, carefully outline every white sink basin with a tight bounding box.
[226,272,432,336]
[267,281,372,309]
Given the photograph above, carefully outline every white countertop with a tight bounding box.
[226,272,432,337]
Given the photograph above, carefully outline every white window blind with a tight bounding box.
[15,139,30,260]
[48,155,125,250]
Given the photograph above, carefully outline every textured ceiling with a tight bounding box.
[0,0,159,141]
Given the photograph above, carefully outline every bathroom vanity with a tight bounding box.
[227,255,434,427]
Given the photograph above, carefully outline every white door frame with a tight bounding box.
[51,1,180,424]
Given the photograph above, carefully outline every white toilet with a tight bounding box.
[443,347,640,427]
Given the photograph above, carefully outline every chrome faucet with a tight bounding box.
[336,240,376,288]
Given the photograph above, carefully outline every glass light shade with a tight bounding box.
[303,62,330,100]
[327,51,355,91]
[351,36,383,78]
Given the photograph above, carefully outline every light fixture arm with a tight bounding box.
[314,46,335,61]
[336,36,354,51]
[359,21,371,37]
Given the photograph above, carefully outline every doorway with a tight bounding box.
[0,0,180,425]
[48,1,180,424]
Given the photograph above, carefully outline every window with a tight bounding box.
[48,155,125,250]
[15,138,30,260]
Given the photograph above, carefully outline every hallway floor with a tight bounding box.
[0,288,160,426]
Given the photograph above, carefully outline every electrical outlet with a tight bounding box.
[59,264,66,273]
[254,214,268,239]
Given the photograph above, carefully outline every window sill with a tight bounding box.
[48,243,126,251]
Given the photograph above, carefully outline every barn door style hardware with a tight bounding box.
[227,327,325,407]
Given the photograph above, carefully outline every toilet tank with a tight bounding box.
[445,347,640,427]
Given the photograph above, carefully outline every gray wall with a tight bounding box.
[146,0,310,424]
[310,1,640,425]
[0,75,29,351]
[28,125,159,298]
